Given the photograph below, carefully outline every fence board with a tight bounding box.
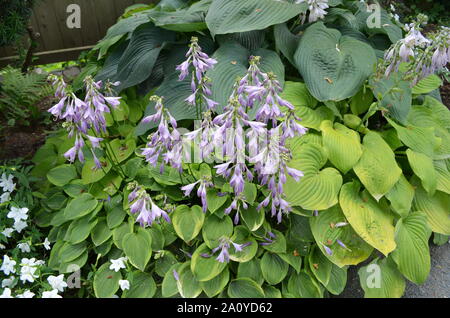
[0,0,157,66]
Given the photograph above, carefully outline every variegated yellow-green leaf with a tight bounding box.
[172,205,205,242]
[412,178,450,235]
[434,160,450,195]
[325,264,348,296]
[385,174,415,218]
[308,245,332,285]
[406,149,437,195]
[285,143,342,210]
[358,258,405,298]
[391,212,431,284]
[321,120,363,173]
[339,181,396,255]
[191,243,227,282]
[353,131,401,201]
[310,205,373,267]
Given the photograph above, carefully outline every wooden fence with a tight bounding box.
[0,0,156,66]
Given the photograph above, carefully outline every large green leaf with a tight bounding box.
[47,164,77,187]
[146,6,207,32]
[412,179,450,235]
[109,139,136,163]
[321,120,362,173]
[325,264,347,295]
[308,246,333,285]
[260,253,289,285]
[406,149,437,195]
[358,258,405,298]
[191,243,227,282]
[123,272,156,298]
[274,23,302,66]
[200,268,230,297]
[412,74,443,95]
[227,278,265,298]
[287,271,323,298]
[122,229,153,271]
[392,212,431,284]
[385,174,415,218]
[294,22,376,102]
[310,205,373,267]
[64,193,98,220]
[353,132,401,200]
[285,143,342,210]
[205,0,307,36]
[116,23,175,90]
[172,205,205,242]
[202,214,233,249]
[339,181,396,255]
[93,262,122,298]
[435,161,450,195]
[177,262,202,298]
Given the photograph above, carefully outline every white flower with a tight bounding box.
[0,244,5,250]
[119,279,130,291]
[1,255,17,275]
[109,257,127,272]
[0,173,15,193]
[1,276,15,288]
[47,274,68,292]
[42,289,62,298]
[19,258,40,283]
[16,290,35,298]
[1,228,14,238]
[43,237,51,250]
[17,243,31,253]
[296,0,329,23]
[0,288,13,298]
[0,192,11,203]
[13,220,27,233]
[7,207,29,223]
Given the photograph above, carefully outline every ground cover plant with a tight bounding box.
[2,0,450,298]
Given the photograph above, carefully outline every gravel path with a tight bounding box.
[336,243,450,298]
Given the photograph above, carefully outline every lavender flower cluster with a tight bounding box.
[48,75,121,169]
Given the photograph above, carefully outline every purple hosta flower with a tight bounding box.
[180,176,214,213]
[259,232,277,246]
[313,210,319,217]
[140,96,183,172]
[201,237,252,263]
[321,243,333,256]
[176,37,218,111]
[50,74,67,98]
[185,111,216,161]
[336,239,352,251]
[224,195,249,225]
[173,270,180,281]
[127,182,170,227]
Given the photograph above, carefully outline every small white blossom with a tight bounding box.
[0,192,11,203]
[1,228,14,238]
[0,173,15,193]
[296,0,329,23]
[13,220,27,233]
[109,257,127,272]
[41,289,62,298]
[43,238,51,250]
[47,274,68,292]
[16,290,35,298]
[7,207,29,223]
[0,288,13,298]
[1,276,15,288]
[19,258,40,283]
[17,243,31,253]
[0,255,17,275]
[119,279,130,291]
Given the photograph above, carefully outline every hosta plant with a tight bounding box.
[26,0,450,298]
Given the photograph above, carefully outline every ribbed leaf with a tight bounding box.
[310,205,373,267]
[321,120,363,173]
[206,0,308,36]
[274,23,301,65]
[294,22,376,102]
[284,143,342,210]
[228,278,265,298]
[353,132,401,200]
[392,212,431,284]
[325,264,347,295]
[412,74,443,95]
[406,149,437,195]
[339,181,396,255]
[385,174,415,218]
[435,160,450,194]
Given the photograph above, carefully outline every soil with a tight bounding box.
[0,95,55,161]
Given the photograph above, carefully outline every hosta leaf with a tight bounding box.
[435,161,450,194]
[385,174,415,218]
[412,179,450,235]
[91,219,113,246]
[408,96,450,132]
[321,120,363,173]
[47,164,77,187]
[81,159,112,184]
[206,0,307,37]
[122,228,153,271]
[392,212,431,284]
[294,22,376,102]
[353,132,402,200]
[178,262,202,298]
[260,253,289,285]
[412,74,442,95]
[116,23,175,90]
[325,264,347,295]
[237,258,264,285]
[309,246,333,286]
[147,8,207,32]
[310,205,373,267]
[94,262,122,298]
[162,263,182,297]
[229,226,258,262]
[339,181,396,255]
[217,30,266,51]
[202,215,234,249]
[172,205,205,242]
[200,268,230,297]
[287,271,323,298]
[64,193,98,220]
[358,258,405,298]
[274,23,302,65]
[285,143,342,210]
[406,149,437,195]
[228,278,265,298]
[191,243,227,282]
[206,188,228,213]
[123,272,156,298]
[66,214,98,244]
[109,139,136,163]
